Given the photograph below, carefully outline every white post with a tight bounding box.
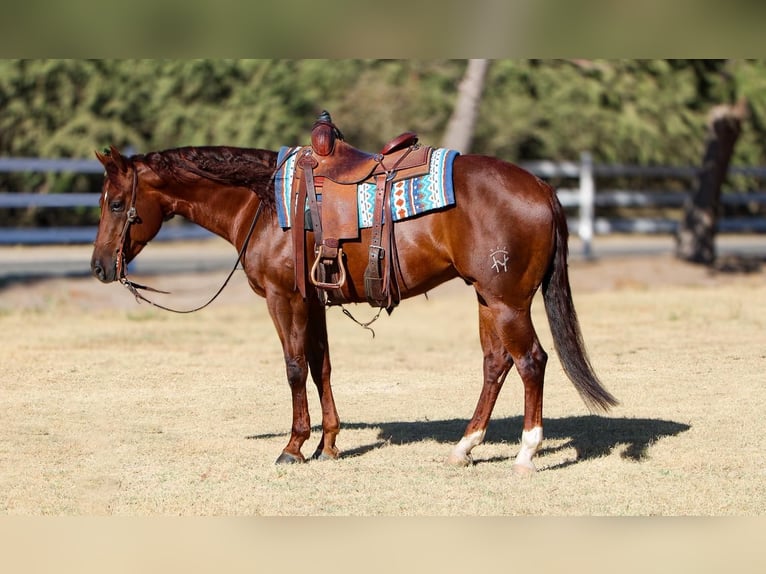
[578,151,595,259]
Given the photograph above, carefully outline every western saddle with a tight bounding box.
[292,111,432,310]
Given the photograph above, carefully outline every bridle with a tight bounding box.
[115,169,140,286]
[114,167,265,314]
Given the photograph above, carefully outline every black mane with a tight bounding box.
[134,146,279,208]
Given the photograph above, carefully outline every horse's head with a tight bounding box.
[90,146,166,283]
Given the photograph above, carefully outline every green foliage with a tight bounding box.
[2,59,766,211]
[474,59,745,166]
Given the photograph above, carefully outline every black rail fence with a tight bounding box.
[2,154,766,257]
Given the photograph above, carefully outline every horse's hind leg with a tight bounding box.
[447,302,513,466]
[449,296,548,475]
[491,301,548,475]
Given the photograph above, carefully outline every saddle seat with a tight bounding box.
[311,122,420,185]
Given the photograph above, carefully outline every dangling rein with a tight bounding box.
[114,151,390,331]
[115,170,265,315]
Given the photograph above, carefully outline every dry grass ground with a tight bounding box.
[1,243,765,515]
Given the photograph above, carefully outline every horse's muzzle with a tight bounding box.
[91,257,117,283]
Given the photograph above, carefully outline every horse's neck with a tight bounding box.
[164,181,258,246]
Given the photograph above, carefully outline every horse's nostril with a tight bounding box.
[91,261,106,282]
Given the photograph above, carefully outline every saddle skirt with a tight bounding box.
[274,145,459,230]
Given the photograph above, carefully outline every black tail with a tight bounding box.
[542,192,619,413]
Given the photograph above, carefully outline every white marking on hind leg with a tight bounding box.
[447,429,485,466]
[513,426,543,472]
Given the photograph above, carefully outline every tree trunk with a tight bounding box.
[441,59,490,154]
[675,98,748,264]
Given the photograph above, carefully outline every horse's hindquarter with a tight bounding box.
[392,155,557,300]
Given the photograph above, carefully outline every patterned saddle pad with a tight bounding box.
[274,146,459,229]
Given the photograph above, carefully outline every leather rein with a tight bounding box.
[115,167,265,314]
[112,149,387,332]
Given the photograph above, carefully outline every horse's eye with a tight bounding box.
[110,200,125,213]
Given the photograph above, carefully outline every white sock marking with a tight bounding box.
[513,426,543,470]
[449,429,485,463]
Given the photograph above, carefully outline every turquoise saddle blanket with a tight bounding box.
[274,146,459,229]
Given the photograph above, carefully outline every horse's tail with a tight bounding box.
[542,190,619,413]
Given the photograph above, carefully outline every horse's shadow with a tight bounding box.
[248,415,691,470]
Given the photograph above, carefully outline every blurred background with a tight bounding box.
[1,59,765,277]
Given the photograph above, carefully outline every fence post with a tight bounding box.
[578,151,595,259]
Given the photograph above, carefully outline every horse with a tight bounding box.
[90,142,618,475]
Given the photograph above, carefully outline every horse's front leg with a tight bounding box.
[267,293,313,464]
[305,294,340,461]
[274,355,313,464]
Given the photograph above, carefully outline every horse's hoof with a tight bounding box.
[511,463,536,477]
[275,452,305,465]
[446,452,473,467]
[312,451,339,462]
[312,447,340,461]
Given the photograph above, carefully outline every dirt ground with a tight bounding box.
[1,237,765,516]
[1,235,764,308]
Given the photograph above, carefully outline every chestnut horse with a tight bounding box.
[90,144,617,474]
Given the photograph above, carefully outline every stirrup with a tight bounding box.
[310,245,347,290]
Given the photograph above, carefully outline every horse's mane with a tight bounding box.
[134,146,279,209]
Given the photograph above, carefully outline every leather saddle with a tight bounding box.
[291,111,432,310]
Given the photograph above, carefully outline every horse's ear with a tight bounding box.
[95,145,130,176]
[95,149,109,167]
[108,145,130,173]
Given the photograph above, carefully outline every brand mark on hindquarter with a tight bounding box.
[490,246,509,273]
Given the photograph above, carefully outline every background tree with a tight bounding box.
[441,59,489,153]
[3,59,765,165]
[675,98,749,264]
